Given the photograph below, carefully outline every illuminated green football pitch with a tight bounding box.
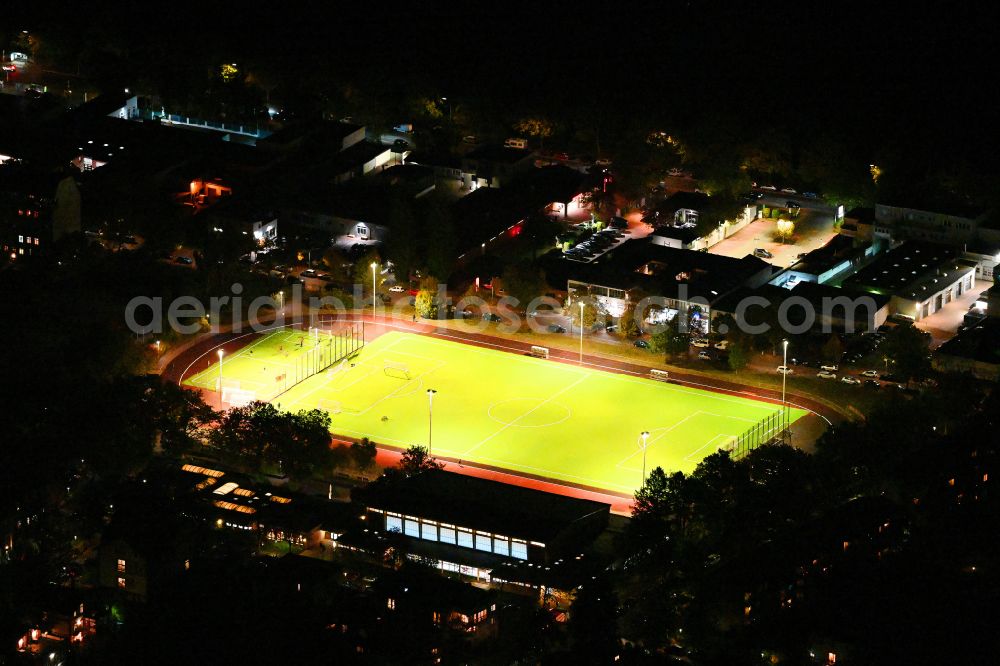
[186,330,807,494]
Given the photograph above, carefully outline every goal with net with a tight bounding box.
[317,398,343,414]
[383,361,412,380]
[220,380,257,407]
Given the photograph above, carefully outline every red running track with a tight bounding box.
[161,314,842,515]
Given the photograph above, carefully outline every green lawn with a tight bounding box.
[187,330,806,494]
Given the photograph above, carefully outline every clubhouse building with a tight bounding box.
[351,470,611,592]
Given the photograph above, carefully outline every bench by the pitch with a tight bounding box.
[530,345,549,359]
[649,368,669,382]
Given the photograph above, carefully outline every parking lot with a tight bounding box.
[561,224,632,263]
[710,205,837,267]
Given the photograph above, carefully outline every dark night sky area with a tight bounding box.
[4,1,998,169]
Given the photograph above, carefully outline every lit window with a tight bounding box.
[475,533,492,552]
[18,235,23,243]
[387,598,395,610]
[492,536,509,557]
[386,515,402,533]
[511,540,528,560]
[457,528,473,549]
[439,526,456,544]
[117,559,126,573]
[404,519,419,537]
[421,521,438,541]
[117,577,126,589]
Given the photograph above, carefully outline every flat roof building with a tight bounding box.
[350,470,610,591]
[771,235,881,289]
[565,238,773,334]
[843,242,978,321]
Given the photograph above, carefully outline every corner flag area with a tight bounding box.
[186,330,807,495]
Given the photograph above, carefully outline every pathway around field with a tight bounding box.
[164,314,841,511]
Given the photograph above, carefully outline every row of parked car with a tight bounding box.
[563,228,629,262]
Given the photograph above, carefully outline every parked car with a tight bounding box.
[841,376,861,385]
[713,340,729,351]
[634,339,650,349]
[547,324,566,334]
[388,285,406,293]
[781,187,797,194]
[691,339,711,348]
[777,366,793,375]
[392,139,410,151]
[595,157,612,167]
[697,351,712,360]
[173,256,193,265]
[817,370,837,380]
[785,201,799,209]
[753,248,774,259]
[864,379,881,389]
[803,191,819,199]
[820,364,839,372]
[861,369,880,378]
[759,185,777,191]
[301,269,318,278]
[482,313,503,323]
[462,135,479,144]
[609,216,628,229]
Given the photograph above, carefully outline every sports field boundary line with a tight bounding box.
[173,317,834,428]
[367,438,637,501]
[402,327,832,426]
[460,374,590,458]
[613,413,703,468]
[683,434,733,462]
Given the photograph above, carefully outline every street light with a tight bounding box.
[217,349,225,391]
[781,339,789,442]
[371,261,378,311]
[578,301,585,365]
[427,389,437,456]
[639,431,651,485]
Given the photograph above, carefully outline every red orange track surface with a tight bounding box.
[162,314,839,515]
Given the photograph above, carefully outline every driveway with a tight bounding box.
[916,279,993,348]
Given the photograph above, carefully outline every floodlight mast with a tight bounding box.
[639,431,651,485]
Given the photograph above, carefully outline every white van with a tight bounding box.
[504,137,528,149]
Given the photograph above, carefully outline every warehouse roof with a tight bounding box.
[844,242,977,300]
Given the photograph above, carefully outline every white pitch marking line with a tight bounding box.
[462,374,589,457]
[614,412,704,468]
[683,434,733,462]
